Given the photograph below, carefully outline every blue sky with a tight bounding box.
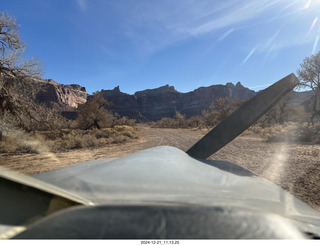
[2,0,320,94]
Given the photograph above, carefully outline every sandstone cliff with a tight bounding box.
[5,74,312,123]
[34,78,87,109]
[1,76,88,120]
[102,83,256,121]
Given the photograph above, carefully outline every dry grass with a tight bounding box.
[0,125,138,153]
[248,122,320,144]
[0,131,49,154]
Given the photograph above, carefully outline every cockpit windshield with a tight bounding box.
[1,0,320,240]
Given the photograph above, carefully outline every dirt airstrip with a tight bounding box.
[1,126,319,211]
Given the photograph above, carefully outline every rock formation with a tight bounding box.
[4,74,312,123]
[35,78,87,109]
[1,76,88,120]
[101,83,256,121]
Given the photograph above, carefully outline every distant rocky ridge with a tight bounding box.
[4,75,314,122]
[101,82,256,121]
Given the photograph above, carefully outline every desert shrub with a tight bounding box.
[91,128,112,139]
[72,138,85,149]
[113,115,136,126]
[0,130,49,153]
[52,126,137,151]
[251,122,320,144]
[311,149,320,157]
[0,125,138,153]
[112,135,129,144]
[151,98,246,130]
[297,148,320,157]
[113,125,137,138]
[0,135,21,153]
[186,115,204,129]
[153,117,178,128]
[298,127,315,143]
[297,124,320,143]
[153,114,207,129]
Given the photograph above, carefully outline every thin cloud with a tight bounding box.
[264,31,280,56]
[249,83,272,89]
[257,21,319,56]
[102,0,317,57]
[186,0,285,37]
[218,28,234,41]
[243,47,257,64]
[162,0,298,54]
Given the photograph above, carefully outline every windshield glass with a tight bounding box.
[0,0,320,214]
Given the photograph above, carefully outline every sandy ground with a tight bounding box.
[1,126,319,211]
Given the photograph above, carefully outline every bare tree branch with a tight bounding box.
[0,11,43,78]
[297,51,320,122]
[0,12,44,139]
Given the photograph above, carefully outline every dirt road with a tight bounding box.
[0,127,204,175]
[1,126,319,211]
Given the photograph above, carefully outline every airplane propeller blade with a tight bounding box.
[186,73,299,159]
